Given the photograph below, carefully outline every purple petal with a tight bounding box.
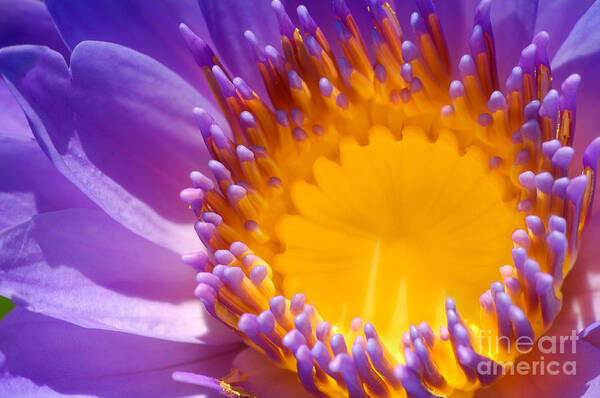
[198,0,279,96]
[233,348,309,398]
[0,79,30,138]
[0,43,220,253]
[0,0,69,57]
[68,42,219,226]
[535,0,596,59]
[582,376,600,398]
[556,211,600,335]
[490,0,538,82]
[45,0,215,95]
[580,321,600,349]
[552,1,600,71]
[551,1,600,151]
[0,308,243,398]
[0,208,238,344]
[0,134,95,230]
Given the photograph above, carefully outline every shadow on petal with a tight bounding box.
[0,308,244,398]
[0,208,238,344]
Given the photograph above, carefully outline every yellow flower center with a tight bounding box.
[276,126,518,351]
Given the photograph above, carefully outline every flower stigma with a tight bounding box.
[176,0,600,396]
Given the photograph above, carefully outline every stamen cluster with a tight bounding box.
[177,0,600,396]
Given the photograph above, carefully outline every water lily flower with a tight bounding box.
[1,0,600,397]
